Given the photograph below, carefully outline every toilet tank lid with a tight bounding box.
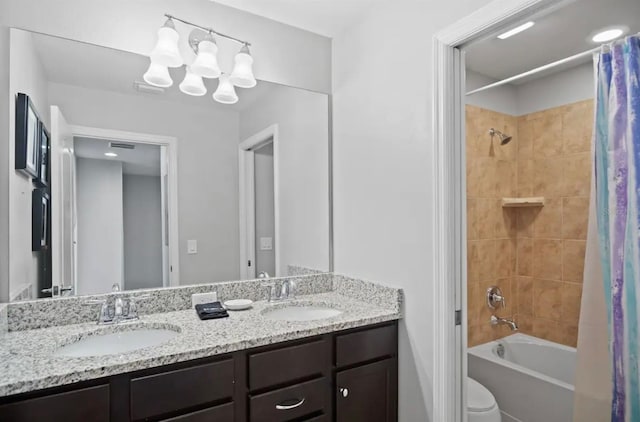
[468,377,497,412]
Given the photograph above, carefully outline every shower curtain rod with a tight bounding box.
[466,46,600,96]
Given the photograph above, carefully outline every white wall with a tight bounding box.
[76,158,123,295]
[465,70,518,114]
[515,62,594,115]
[48,82,241,285]
[8,28,51,300]
[0,0,331,93]
[0,27,10,302]
[254,143,276,276]
[240,86,330,275]
[332,0,492,420]
[123,175,163,290]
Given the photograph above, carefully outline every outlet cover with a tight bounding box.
[191,292,218,308]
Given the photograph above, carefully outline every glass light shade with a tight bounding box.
[179,67,207,96]
[150,22,183,68]
[143,62,173,87]
[213,74,238,104]
[191,38,221,78]
[230,45,256,88]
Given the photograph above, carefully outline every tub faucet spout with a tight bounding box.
[490,315,518,331]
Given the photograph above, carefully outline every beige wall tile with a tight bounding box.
[516,313,533,333]
[468,241,479,283]
[467,281,481,326]
[532,239,562,280]
[517,237,533,276]
[467,198,478,240]
[476,239,497,281]
[532,317,563,343]
[562,101,593,154]
[495,239,515,278]
[517,159,534,196]
[533,279,562,320]
[562,197,589,239]
[563,240,586,283]
[516,276,534,316]
[518,118,534,160]
[561,282,582,321]
[563,152,591,196]
[476,198,497,239]
[561,322,579,347]
[516,208,538,238]
[496,206,517,238]
[533,114,563,159]
[496,160,517,197]
[534,157,565,197]
[533,197,562,238]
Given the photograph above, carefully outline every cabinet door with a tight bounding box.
[335,359,397,422]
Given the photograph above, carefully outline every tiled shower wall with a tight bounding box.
[466,100,593,347]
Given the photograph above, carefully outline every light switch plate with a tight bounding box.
[187,239,197,254]
[260,237,273,251]
[191,292,218,308]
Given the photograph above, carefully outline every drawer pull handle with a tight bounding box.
[275,398,305,410]
[340,387,349,398]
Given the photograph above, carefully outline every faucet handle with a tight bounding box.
[261,282,276,302]
[486,286,506,310]
[124,294,151,320]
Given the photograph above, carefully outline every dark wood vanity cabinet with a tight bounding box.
[0,321,398,422]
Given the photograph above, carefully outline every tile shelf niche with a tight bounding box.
[501,197,545,208]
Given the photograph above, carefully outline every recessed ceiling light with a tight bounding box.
[104,152,118,157]
[591,26,628,43]
[497,21,535,40]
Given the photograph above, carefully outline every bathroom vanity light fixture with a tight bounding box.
[145,14,256,104]
[104,152,118,158]
[497,21,535,39]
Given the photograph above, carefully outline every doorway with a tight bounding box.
[239,124,280,279]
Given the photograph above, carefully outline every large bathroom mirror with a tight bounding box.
[7,29,331,300]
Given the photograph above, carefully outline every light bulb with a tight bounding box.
[143,61,173,87]
[150,19,183,68]
[191,34,221,78]
[179,67,207,96]
[213,74,238,104]
[230,44,256,88]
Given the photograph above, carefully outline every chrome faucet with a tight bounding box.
[88,283,147,325]
[262,279,296,302]
[490,315,518,331]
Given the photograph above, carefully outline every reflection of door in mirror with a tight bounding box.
[254,142,275,278]
[73,136,165,295]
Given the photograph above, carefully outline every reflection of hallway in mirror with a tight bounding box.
[254,141,276,277]
[74,138,163,295]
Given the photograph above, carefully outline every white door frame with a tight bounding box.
[239,124,280,279]
[69,125,180,287]
[431,0,571,420]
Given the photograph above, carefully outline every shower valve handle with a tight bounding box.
[486,286,506,310]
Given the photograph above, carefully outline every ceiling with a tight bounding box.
[465,0,640,84]
[74,137,161,177]
[31,31,280,113]
[211,0,381,37]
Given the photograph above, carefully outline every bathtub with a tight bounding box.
[468,333,576,422]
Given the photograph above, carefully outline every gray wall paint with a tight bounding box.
[466,70,518,115]
[76,158,123,295]
[254,143,276,276]
[466,63,594,116]
[515,62,594,115]
[123,175,163,290]
[8,28,50,300]
[0,26,10,303]
[240,86,330,275]
[48,82,241,285]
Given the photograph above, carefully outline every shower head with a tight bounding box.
[489,128,512,145]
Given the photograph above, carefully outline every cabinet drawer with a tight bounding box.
[249,377,328,422]
[131,359,234,421]
[0,385,109,422]
[161,402,234,421]
[336,324,396,367]
[249,339,329,390]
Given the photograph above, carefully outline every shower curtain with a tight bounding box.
[575,34,640,422]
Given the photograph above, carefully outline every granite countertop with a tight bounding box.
[0,290,400,397]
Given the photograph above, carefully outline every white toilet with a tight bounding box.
[468,377,501,422]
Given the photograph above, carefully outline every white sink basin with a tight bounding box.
[263,306,343,321]
[55,326,180,358]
